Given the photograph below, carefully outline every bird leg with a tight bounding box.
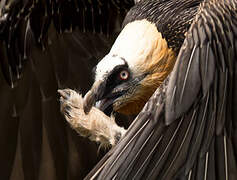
[58,89,126,148]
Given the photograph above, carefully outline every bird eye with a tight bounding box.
[119,70,129,80]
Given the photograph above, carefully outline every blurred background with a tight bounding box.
[0,1,134,179]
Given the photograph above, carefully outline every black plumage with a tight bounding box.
[123,0,202,52]
[0,0,134,180]
[85,0,237,179]
[1,0,237,180]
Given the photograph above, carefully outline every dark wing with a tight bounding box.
[0,1,133,180]
[85,0,237,179]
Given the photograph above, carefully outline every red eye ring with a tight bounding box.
[119,70,129,80]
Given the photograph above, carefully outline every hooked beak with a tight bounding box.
[83,79,128,115]
[83,73,147,114]
[83,80,106,114]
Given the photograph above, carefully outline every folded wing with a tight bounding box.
[85,0,237,179]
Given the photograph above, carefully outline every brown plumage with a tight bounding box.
[85,0,237,179]
[115,32,176,114]
[82,0,199,115]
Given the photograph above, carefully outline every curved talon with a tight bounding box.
[58,89,71,99]
[58,88,126,148]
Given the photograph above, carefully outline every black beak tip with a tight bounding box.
[83,103,90,114]
[83,90,95,114]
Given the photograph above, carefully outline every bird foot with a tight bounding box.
[58,89,126,148]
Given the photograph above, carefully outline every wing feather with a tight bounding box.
[0,1,134,179]
[85,0,237,179]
